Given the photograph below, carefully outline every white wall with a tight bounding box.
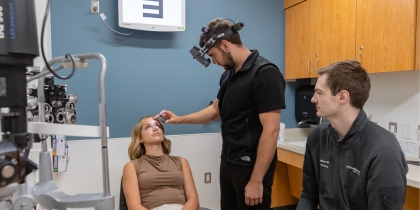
[27,133,222,210]
[364,71,420,142]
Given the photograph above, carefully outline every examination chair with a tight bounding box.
[120,178,210,210]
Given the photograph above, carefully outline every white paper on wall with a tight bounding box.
[399,139,420,158]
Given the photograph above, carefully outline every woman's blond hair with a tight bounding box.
[128,116,171,160]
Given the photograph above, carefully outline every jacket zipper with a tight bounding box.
[220,74,232,125]
[338,146,343,209]
[246,118,251,149]
[334,142,342,208]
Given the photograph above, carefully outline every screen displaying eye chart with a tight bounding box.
[118,0,186,31]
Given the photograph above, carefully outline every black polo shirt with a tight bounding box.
[217,50,286,167]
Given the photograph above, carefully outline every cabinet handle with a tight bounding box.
[356,54,362,63]
[308,62,311,75]
[315,60,319,72]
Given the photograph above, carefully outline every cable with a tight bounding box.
[99,13,134,36]
[41,0,76,80]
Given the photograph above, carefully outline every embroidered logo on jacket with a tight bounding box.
[319,159,329,168]
[346,166,360,175]
[241,156,251,161]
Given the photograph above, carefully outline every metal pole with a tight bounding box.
[30,53,110,196]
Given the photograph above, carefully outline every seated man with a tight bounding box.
[123,116,200,210]
[297,60,408,210]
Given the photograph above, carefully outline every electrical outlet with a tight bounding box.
[204,172,211,184]
[91,0,100,13]
[389,122,397,133]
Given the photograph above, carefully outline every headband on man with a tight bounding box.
[189,19,244,67]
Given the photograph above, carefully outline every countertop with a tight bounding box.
[277,128,420,189]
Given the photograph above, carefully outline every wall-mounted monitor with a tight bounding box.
[118,0,186,32]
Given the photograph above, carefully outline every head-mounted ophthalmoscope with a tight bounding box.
[189,20,244,67]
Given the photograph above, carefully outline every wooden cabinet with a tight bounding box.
[405,186,420,210]
[356,0,416,73]
[285,0,417,79]
[285,0,316,79]
[315,0,356,70]
[284,0,356,80]
[270,161,298,207]
[271,148,303,207]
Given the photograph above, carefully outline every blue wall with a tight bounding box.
[50,0,309,138]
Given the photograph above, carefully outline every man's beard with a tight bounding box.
[221,50,235,70]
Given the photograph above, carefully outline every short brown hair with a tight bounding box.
[317,60,371,109]
[128,116,171,160]
[199,18,243,50]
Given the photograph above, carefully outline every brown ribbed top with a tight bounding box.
[131,154,186,209]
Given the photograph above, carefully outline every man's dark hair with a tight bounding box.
[199,18,243,50]
[317,60,371,109]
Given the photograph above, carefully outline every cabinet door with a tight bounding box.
[356,0,416,73]
[315,0,356,70]
[285,0,316,79]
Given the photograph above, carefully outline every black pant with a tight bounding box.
[220,159,276,210]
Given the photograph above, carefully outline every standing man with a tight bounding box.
[155,18,286,210]
[297,60,408,209]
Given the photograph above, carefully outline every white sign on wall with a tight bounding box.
[118,0,186,32]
